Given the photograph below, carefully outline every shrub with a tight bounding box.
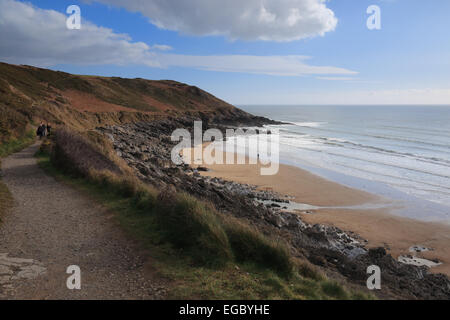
[51,128,121,177]
[321,281,349,300]
[89,170,157,209]
[223,217,293,278]
[0,130,35,158]
[295,259,324,281]
[155,192,233,267]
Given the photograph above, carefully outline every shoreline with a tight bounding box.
[187,148,450,276]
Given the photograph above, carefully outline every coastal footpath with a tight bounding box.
[0,144,166,299]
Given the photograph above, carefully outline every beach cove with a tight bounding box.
[190,148,450,277]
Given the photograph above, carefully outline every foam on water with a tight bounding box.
[239,105,450,222]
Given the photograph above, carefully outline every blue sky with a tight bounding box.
[1,0,449,105]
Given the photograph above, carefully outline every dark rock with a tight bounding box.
[369,247,387,259]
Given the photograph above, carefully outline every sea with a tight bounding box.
[238,105,450,222]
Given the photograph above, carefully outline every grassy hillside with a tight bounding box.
[0,62,244,142]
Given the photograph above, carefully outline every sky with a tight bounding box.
[0,0,449,105]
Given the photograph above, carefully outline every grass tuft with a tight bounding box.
[0,130,35,158]
[155,192,233,267]
[223,217,293,278]
[50,129,121,177]
[321,281,350,300]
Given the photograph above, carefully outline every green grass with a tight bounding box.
[154,192,233,267]
[0,130,35,158]
[223,217,293,278]
[36,150,374,300]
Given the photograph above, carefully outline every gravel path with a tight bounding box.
[0,143,165,299]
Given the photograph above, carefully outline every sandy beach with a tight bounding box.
[185,148,450,276]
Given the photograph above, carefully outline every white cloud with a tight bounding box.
[0,0,354,77]
[158,54,357,76]
[151,44,173,51]
[92,0,338,41]
[0,0,159,67]
[316,77,356,81]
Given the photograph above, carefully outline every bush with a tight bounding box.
[321,281,349,299]
[223,217,293,277]
[295,259,324,281]
[89,170,157,209]
[51,128,121,177]
[0,130,35,158]
[155,192,233,267]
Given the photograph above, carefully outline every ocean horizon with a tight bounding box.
[239,105,450,222]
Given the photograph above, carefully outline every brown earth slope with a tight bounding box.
[0,62,261,141]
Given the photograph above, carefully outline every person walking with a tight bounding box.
[42,122,47,137]
[46,123,52,135]
[36,122,45,139]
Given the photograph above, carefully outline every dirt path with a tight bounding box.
[0,143,165,299]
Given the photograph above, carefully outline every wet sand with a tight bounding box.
[186,148,450,276]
